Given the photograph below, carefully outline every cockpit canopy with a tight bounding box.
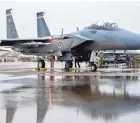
[85,21,121,31]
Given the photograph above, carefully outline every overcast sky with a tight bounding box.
[0,1,140,38]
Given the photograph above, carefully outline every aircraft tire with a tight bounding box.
[91,62,97,72]
[65,61,73,70]
[38,58,45,70]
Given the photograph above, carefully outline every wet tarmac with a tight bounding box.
[0,63,140,123]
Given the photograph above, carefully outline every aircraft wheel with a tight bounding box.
[38,58,45,70]
[65,61,73,70]
[90,62,97,72]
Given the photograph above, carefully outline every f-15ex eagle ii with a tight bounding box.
[1,9,140,72]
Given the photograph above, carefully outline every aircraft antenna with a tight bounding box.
[61,29,64,35]
[77,27,79,31]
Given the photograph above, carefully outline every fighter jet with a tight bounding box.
[2,10,140,72]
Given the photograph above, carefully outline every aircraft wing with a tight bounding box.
[0,37,53,46]
[0,38,50,41]
[19,42,51,48]
[12,41,53,53]
[0,36,74,43]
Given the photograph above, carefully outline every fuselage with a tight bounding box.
[2,25,140,59]
[72,28,140,51]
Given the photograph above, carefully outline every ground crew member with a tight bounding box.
[98,52,104,68]
[94,52,98,65]
[50,56,55,68]
[126,54,130,68]
[75,56,80,68]
[115,55,119,68]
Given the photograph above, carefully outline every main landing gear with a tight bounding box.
[37,58,97,72]
[37,58,46,71]
[64,61,97,72]
[65,61,73,71]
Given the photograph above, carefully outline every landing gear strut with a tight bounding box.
[90,62,97,72]
[37,58,45,71]
[65,61,73,70]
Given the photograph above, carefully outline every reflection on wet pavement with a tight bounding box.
[0,71,140,123]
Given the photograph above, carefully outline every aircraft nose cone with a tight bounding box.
[120,30,140,42]
[121,30,140,49]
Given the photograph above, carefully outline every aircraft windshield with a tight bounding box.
[85,21,121,31]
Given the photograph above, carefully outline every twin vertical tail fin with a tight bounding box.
[37,12,51,38]
[6,9,19,39]
[6,10,51,38]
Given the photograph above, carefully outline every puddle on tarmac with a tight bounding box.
[0,73,140,123]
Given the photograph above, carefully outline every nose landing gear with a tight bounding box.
[90,62,97,72]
